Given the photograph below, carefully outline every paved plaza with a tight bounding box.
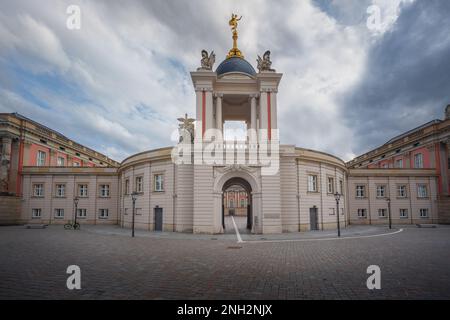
[0,224,449,300]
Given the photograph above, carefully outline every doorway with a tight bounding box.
[154,207,163,231]
[310,207,319,231]
[222,177,252,234]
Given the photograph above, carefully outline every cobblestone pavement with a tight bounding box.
[0,225,449,299]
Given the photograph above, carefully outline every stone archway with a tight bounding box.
[222,177,252,233]
[213,167,261,234]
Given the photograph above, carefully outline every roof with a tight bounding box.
[216,57,256,77]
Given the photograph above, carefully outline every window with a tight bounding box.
[397,185,407,198]
[357,209,367,218]
[381,163,388,169]
[55,184,65,197]
[356,185,366,198]
[229,199,234,208]
[307,175,318,192]
[329,208,335,216]
[417,184,428,198]
[376,185,386,198]
[339,180,344,194]
[57,157,65,166]
[33,184,44,197]
[419,209,429,218]
[99,209,109,219]
[73,162,80,167]
[154,174,164,192]
[240,199,245,207]
[124,179,130,195]
[327,177,334,194]
[77,209,87,218]
[400,209,408,219]
[77,184,88,197]
[395,159,404,168]
[37,151,46,166]
[32,208,41,218]
[414,153,423,168]
[378,209,387,218]
[54,209,64,219]
[135,176,143,193]
[99,184,110,197]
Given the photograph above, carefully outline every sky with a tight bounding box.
[0,0,448,162]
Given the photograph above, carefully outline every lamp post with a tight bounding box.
[386,197,392,229]
[334,192,341,237]
[131,191,138,237]
[73,196,79,227]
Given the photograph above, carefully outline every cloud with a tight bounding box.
[0,0,447,163]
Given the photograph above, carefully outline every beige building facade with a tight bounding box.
[3,19,446,233]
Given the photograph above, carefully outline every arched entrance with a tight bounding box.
[222,177,252,234]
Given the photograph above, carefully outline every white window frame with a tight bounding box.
[414,153,424,168]
[395,159,404,168]
[397,185,407,198]
[77,208,87,218]
[307,175,318,192]
[37,151,46,166]
[55,184,65,197]
[356,185,365,198]
[124,179,130,195]
[357,209,367,218]
[154,174,164,192]
[78,184,88,197]
[417,184,428,198]
[54,208,64,218]
[400,209,408,219]
[99,209,109,219]
[327,177,334,194]
[419,209,429,218]
[32,208,42,218]
[99,184,110,197]
[376,185,386,198]
[57,157,65,166]
[378,208,387,218]
[136,176,143,193]
[33,184,44,197]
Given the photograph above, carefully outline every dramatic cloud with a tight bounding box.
[0,0,447,162]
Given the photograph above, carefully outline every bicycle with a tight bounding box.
[64,221,80,230]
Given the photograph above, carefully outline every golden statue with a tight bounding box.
[226,13,244,59]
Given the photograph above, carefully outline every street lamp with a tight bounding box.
[334,192,341,237]
[386,197,392,229]
[73,196,79,227]
[131,191,138,237]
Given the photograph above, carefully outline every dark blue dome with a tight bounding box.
[216,57,256,77]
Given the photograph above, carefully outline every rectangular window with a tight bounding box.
[37,151,46,166]
[57,157,65,166]
[419,209,429,218]
[154,174,164,192]
[397,185,407,198]
[376,185,386,198]
[33,184,44,197]
[78,184,88,197]
[357,209,367,218]
[55,184,65,197]
[32,208,41,218]
[414,153,424,168]
[54,209,64,218]
[378,208,387,218]
[400,209,408,219]
[73,162,80,167]
[327,177,334,194]
[99,184,110,197]
[124,179,130,195]
[417,184,428,198]
[339,180,344,194]
[77,208,87,218]
[99,209,109,219]
[356,185,365,198]
[329,208,335,216]
[395,159,404,168]
[136,176,143,193]
[307,175,318,192]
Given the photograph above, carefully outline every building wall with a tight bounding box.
[21,170,119,225]
[348,172,438,225]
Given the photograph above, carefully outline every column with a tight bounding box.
[250,95,257,131]
[215,93,223,132]
[259,91,268,141]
